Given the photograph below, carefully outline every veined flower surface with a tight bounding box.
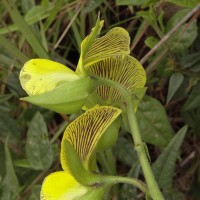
[41,106,121,200]
[19,17,146,113]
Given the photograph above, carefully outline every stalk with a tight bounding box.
[94,76,164,199]
[126,97,164,200]
[103,175,148,194]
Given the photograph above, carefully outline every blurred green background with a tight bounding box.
[0,0,200,199]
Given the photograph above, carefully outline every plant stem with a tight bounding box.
[126,98,164,200]
[104,175,148,194]
[94,76,164,199]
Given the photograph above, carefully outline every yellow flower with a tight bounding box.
[41,106,121,200]
[19,17,146,113]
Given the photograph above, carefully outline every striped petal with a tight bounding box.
[61,106,121,171]
[85,55,146,103]
[20,59,79,96]
[41,171,88,200]
[76,16,104,74]
[77,27,130,73]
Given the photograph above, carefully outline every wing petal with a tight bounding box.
[41,171,88,200]
[20,59,79,95]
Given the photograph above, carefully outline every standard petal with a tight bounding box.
[20,59,79,96]
[41,171,88,200]
[76,17,104,74]
[85,55,146,103]
[77,27,130,73]
[61,106,121,171]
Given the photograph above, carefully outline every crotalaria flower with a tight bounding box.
[19,17,146,113]
[41,106,121,200]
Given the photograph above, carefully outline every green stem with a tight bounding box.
[94,76,164,199]
[104,175,148,194]
[126,98,164,200]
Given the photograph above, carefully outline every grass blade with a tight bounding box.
[0,34,29,64]
[3,0,49,58]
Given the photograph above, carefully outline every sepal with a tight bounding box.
[21,78,95,114]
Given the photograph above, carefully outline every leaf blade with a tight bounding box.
[25,112,54,170]
[152,125,188,192]
[167,72,184,103]
[136,96,174,147]
[3,0,49,58]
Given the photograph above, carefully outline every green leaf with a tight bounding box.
[113,137,138,167]
[67,10,83,50]
[26,112,54,170]
[167,72,184,103]
[21,77,95,114]
[158,9,165,33]
[137,7,157,27]
[116,0,149,6]
[83,0,105,13]
[0,34,29,64]
[2,0,49,58]
[166,0,199,8]
[43,0,64,31]
[182,107,200,137]
[180,52,200,69]
[0,4,54,34]
[166,9,198,54]
[136,96,174,147]
[25,5,52,23]
[0,139,20,200]
[183,82,200,110]
[152,126,188,192]
[14,159,32,168]
[145,36,159,49]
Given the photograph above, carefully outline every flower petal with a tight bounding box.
[41,171,88,200]
[77,27,130,73]
[20,59,79,96]
[61,106,121,171]
[85,55,146,103]
[76,17,104,74]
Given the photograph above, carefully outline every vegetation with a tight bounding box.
[0,0,200,199]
